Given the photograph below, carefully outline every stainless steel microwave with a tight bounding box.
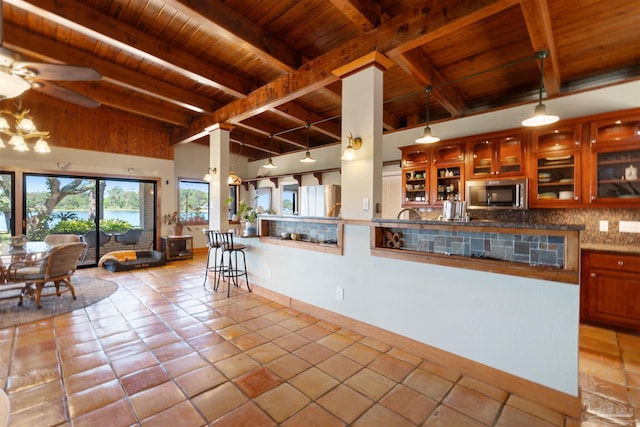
[465,178,528,210]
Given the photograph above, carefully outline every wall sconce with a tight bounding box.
[228,171,242,185]
[203,167,217,182]
[341,133,362,161]
[415,86,440,144]
[521,50,559,127]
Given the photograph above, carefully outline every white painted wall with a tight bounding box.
[239,224,579,395]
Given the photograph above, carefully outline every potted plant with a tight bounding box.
[236,198,259,236]
[163,211,186,236]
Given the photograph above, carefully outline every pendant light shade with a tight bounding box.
[300,122,316,163]
[522,50,559,127]
[263,134,277,169]
[415,86,440,144]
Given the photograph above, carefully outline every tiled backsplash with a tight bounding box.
[386,227,565,268]
[416,208,639,247]
[269,220,338,243]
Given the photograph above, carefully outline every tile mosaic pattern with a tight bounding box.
[387,227,565,268]
[269,220,338,243]
[0,256,637,426]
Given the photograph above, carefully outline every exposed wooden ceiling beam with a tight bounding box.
[7,0,251,97]
[329,0,380,31]
[78,82,194,126]
[395,50,469,118]
[175,0,521,144]
[166,0,301,71]
[519,0,561,95]
[272,103,341,140]
[3,23,215,114]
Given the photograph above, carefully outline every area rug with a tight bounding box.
[0,278,118,329]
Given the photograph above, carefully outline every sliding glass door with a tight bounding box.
[0,172,15,241]
[24,173,157,267]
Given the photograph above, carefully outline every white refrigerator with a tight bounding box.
[299,185,341,217]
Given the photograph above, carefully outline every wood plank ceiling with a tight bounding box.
[1,0,639,161]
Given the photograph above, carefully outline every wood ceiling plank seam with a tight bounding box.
[6,0,252,97]
[519,0,561,96]
[164,0,301,71]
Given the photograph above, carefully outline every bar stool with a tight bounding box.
[202,229,222,288]
[215,231,251,297]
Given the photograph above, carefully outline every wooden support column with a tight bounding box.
[333,51,393,220]
[208,123,234,231]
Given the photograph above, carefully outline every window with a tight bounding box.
[0,172,15,240]
[178,180,209,225]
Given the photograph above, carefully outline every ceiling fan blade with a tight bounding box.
[33,81,101,108]
[14,62,101,81]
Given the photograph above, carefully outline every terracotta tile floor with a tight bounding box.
[0,255,638,426]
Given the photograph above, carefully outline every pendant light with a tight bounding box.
[522,50,559,127]
[415,86,439,143]
[263,134,277,169]
[300,122,316,163]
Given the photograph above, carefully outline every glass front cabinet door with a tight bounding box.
[432,143,464,203]
[400,146,430,206]
[530,124,582,207]
[589,114,640,206]
[467,133,525,179]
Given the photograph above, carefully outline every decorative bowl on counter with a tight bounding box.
[280,232,291,239]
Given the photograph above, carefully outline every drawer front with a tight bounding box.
[589,252,640,273]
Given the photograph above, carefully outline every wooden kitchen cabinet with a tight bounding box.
[581,250,640,331]
[400,142,464,207]
[588,114,640,206]
[529,124,583,208]
[401,145,430,206]
[467,131,525,179]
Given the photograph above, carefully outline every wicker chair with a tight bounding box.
[44,234,81,245]
[8,242,86,308]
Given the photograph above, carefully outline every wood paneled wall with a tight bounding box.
[2,92,174,160]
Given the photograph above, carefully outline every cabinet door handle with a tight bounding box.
[618,260,624,266]
[590,272,596,278]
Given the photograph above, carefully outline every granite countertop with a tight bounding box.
[372,218,585,231]
[581,243,640,255]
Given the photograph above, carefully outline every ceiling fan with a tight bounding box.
[0,0,102,108]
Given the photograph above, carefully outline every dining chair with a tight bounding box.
[8,242,86,308]
[114,229,142,246]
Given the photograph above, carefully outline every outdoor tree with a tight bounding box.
[27,178,94,239]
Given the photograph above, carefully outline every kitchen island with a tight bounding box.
[371,218,583,284]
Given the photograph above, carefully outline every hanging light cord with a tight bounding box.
[536,50,549,104]
[425,86,432,126]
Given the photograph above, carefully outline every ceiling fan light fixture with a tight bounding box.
[17,117,36,133]
[0,70,30,99]
[33,137,50,153]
